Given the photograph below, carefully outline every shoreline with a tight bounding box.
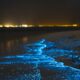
[0,27,80,32]
[0,27,80,41]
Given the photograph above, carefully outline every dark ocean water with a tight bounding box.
[0,31,80,80]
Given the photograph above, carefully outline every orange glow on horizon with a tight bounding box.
[21,24,28,27]
[0,25,3,27]
[0,23,79,28]
[72,24,78,27]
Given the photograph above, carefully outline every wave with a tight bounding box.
[0,39,80,80]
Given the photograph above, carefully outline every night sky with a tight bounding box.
[0,0,80,24]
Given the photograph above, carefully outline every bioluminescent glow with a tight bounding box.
[0,39,80,80]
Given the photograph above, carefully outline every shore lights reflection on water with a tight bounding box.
[0,39,80,80]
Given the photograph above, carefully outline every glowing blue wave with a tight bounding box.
[0,39,80,80]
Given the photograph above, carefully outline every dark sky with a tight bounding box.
[0,0,80,24]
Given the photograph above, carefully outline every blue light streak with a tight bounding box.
[0,39,80,80]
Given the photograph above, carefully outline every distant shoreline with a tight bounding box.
[0,26,80,37]
[0,27,80,32]
[0,27,80,42]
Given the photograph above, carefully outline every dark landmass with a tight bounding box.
[0,26,80,41]
[0,26,80,34]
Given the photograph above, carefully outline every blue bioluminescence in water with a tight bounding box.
[0,39,80,80]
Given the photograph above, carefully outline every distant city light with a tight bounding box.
[4,24,11,28]
[0,23,79,28]
[39,25,44,27]
[0,25,3,27]
[55,24,78,27]
[72,24,78,27]
[21,24,28,27]
[4,24,15,27]
[28,25,34,27]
